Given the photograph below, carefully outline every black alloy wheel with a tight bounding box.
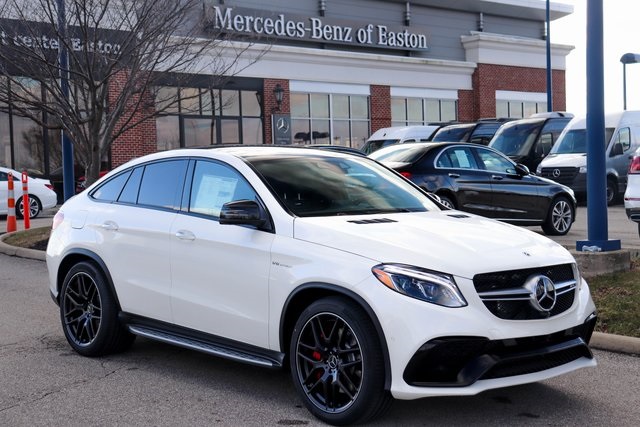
[542,196,573,235]
[437,194,456,210]
[16,196,41,219]
[290,297,391,425]
[60,261,134,356]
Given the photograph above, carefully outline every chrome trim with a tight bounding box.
[478,280,576,301]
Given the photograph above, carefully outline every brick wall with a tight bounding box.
[109,70,157,167]
[263,79,290,144]
[370,85,391,133]
[470,64,567,119]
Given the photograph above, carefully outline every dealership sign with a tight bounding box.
[206,5,429,51]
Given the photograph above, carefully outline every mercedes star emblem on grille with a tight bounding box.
[553,168,561,178]
[525,275,557,312]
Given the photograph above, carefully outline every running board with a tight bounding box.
[128,325,282,369]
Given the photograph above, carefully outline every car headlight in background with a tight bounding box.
[579,166,587,174]
[372,264,467,307]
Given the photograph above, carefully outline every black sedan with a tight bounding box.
[370,142,577,235]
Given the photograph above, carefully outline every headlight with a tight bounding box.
[579,166,587,173]
[536,165,542,174]
[372,264,467,307]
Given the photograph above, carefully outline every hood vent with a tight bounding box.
[447,214,470,219]
[348,218,397,225]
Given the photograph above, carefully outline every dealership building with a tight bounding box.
[1,0,574,175]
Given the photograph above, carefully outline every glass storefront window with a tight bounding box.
[156,116,180,151]
[13,115,44,173]
[242,118,263,144]
[181,88,200,114]
[310,94,329,118]
[241,91,261,117]
[156,87,179,113]
[351,96,368,119]
[221,90,239,116]
[392,97,457,124]
[0,111,10,167]
[221,119,240,144]
[184,118,215,147]
[332,95,349,119]
[291,93,310,118]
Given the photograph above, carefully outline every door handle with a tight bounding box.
[491,175,504,180]
[100,221,118,231]
[448,173,460,178]
[175,230,196,241]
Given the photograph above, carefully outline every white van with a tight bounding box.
[536,111,640,204]
[361,125,441,154]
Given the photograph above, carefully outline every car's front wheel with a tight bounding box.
[289,297,391,425]
[436,194,456,209]
[60,261,135,357]
[542,196,573,235]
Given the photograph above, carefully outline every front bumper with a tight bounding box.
[403,313,596,387]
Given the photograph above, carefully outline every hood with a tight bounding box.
[293,211,573,279]
[540,153,587,168]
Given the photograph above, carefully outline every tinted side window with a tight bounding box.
[189,160,257,218]
[618,127,631,151]
[476,148,515,173]
[91,171,132,202]
[117,167,143,204]
[0,171,7,181]
[137,160,188,210]
[436,147,479,169]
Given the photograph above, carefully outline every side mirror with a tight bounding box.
[514,163,530,176]
[220,199,272,231]
[610,142,624,157]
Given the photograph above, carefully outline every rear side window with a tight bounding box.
[117,167,143,204]
[137,160,188,210]
[437,147,478,169]
[91,171,131,202]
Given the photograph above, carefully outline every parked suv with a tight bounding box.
[361,125,440,154]
[537,111,640,204]
[47,147,597,425]
[489,112,573,172]
[431,119,510,145]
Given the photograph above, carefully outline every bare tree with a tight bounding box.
[0,0,263,185]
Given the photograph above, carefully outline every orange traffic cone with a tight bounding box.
[6,173,17,233]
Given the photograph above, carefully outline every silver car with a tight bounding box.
[624,146,640,236]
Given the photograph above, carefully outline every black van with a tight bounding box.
[431,118,511,145]
[488,112,573,172]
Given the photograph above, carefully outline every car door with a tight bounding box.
[170,159,274,348]
[473,147,546,221]
[0,171,8,214]
[89,159,188,323]
[428,145,495,216]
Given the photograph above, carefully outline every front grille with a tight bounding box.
[539,167,579,185]
[473,264,576,320]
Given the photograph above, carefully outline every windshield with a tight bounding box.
[550,128,616,154]
[490,121,542,156]
[247,154,438,217]
[361,139,399,154]
[368,144,429,163]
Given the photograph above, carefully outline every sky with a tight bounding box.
[552,0,640,115]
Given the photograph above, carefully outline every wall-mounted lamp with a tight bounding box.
[273,84,284,111]
[477,12,484,32]
[319,0,326,17]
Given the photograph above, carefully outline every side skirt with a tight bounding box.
[120,312,284,369]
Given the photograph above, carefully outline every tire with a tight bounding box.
[60,261,135,357]
[542,196,573,235]
[437,194,456,210]
[289,297,392,426]
[16,195,42,219]
[606,178,618,206]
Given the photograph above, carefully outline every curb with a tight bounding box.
[1,229,639,356]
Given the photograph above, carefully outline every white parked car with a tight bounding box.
[46,147,597,425]
[624,146,640,236]
[0,166,58,218]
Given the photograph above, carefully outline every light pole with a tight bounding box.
[546,0,553,112]
[57,0,75,202]
[620,53,640,110]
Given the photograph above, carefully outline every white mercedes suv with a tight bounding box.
[46,146,597,425]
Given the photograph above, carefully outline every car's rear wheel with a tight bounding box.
[60,261,135,357]
[289,297,391,425]
[542,196,573,235]
[16,195,41,219]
